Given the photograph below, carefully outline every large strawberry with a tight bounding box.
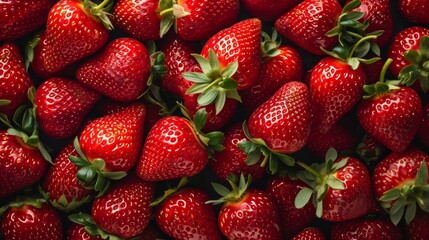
[241,0,300,22]
[0,199,63,240]
[373,148,429,225]
[0,43,33,118]
[0,0,56,41]
[331,217,403,240]
[35,78,101,139]
[399,0,429,25]
[76,38,151,102]
[43,0,112,73]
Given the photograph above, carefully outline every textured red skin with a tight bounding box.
[136,116,208,181]
[331,218,403,240]
[0,43,33,118]
[218,189,282,240]
[292,228,326,240]
[388,26,429,77]
[357,87,422,153]
[310,57,366,134]
[240,45,304,114]
[0,203,63,240]
[399,0,429,25]
[406,210,429,240]
[248,81,311,153]
[67,224,102,240]
[0,131,47,197]
[92,176,155,239]
[275,0,342,55]
[155,188,222,240]
[418,103,429,150]
[266,176,316,239]
[241,0,300,22]
[79,103,146,172]
[201,18,262,90]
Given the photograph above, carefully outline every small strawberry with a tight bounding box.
[373,148,429,225]
[76,38,151,102]
[331,217,403,240]
[399,0,429,25]
[67,224,102,240]
[241,0,300,22]
[0,199,63,240]
[406,210,429,240]
[355,133,388,165]
[266,176,316,239]
[292,228,326,240]
[418,103,429,150]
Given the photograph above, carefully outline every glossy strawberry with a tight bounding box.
[406,210,429,240]
[76,38,151,102]
[266,176,315,239]
[292,228,326,240]
[418,103,429,150]
[0,0,56,41]
[331,217,403,240]
[0,43,33,118]
[67,224,102,240]
[241,0,300,22]
[399,0,429,25]
[155,187,222,240]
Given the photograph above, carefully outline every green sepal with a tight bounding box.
[158,0,175,38]
[24,31,42,70]
[294,187,313,209]
[0,99,11,106]
[51,194,93,212]
[362,82,400,99]
[69,212,123,240]
[150,177,188,206]
[261,30,282,59]
[206,174,251,205]
[1,197,46,216]
[82,0,114,30]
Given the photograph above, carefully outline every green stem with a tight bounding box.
[228,179,240,198]
[93,0,110,11]
[160,8,174,16]
[379,58,393,83]
[345,31,364,39]
[297,161,324,180]
[348,35,378,59]
[201,77,223,93]
[260,153,269,168]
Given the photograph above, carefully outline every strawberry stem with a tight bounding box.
[297,161,324,180]
[379,58,393,83]
[93,0,110,12]
[160,8,174,16]
[348,35,378,59]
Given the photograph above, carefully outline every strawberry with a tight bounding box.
[158,0,239,40]
[275,0,342,55]
[41,143,93,212]
[292,228,326,240]
[241,0,300,22]
[155,187,222,239]
[0,43,34,118]
[0,0,56,41]
[0,200,63,240]
[43,0,112,73]
[331,217,403,240]
[295,148,373,222]
[67,224,102,240]
[373,148,429,225]
[76,38,151,102]
[399,0,429,25]
[210,122,265,181]
[266,176,315,239]
[35,78,101,139]
[112,0,161,41]
[418,103,429,150]
[406,210,429,240]
[207,175,282,240]
[136,108,224,181]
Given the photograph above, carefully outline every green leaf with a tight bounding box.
[225,90,242,102]
[192,54,211,74]
[238,141,258,155]
[347,57,360,70]
[208,49,220,71]
[268,154,279,175]
[316,199,323,218]
[326,176,345,190]
[219,78,238,90]
[94,174,107,192]
[379,188,401,202]
[342,0,361,13]
[390,198,406,225]
[273,152,295,167]
[404,50,422,64]
[326,25,341,37]
[332,158,348,171]
[419,36,429,58]
[193,108,207,131]
[186,83,208,95]
[245,150,262,166]
[197,89,218,106]
[222,61,238,78]
[73,137,87,161]
[159,14,174,38]
[69,156,89,167]
[103,171,127,180]
[325,148,338,163]
[77,166,97,184]
[215,92,226,114]
[37,142,53,164]
[370,41,381,56]
[405,201,417,225]
[0,99,11,106]
[294,187,313,209]
[341,11,365,22]
[92,159,106,171]
[211,183,230,196]
[415,160,428,186]
[182,72,211,83]
[159,0,173,10]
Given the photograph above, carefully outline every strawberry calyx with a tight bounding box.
[81,0,114,30]
[183,49,242,114]
[205,174,251,205]
[24,31,42,70]
[261,30,282,59]
[237,121,295,175]
[0,87,52,163]
[158,0,191,37]
[68,137,127,196]
[0,197,46,216]
[150,177,188,206]
[378,160,429,226]
[294,148,347,218]
[362,58,401,99]
[39,187,92,212]
[398,36,429,92]
[0,99,11,106]
[68,212,123,240]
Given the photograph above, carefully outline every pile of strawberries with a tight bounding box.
[1,0,429,239]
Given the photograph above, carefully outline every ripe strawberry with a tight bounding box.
[0,43,33,118]
[241,0,300,22]
[331,217,403,240]
[41,143,93,212]
[275,0,342,55]
[295,148,373,222]
[67,224,102,240]
[43,0,112,73]
[158,0,239,40]
[418,103,429,150]
[35,78,100,139]
[210,122,265,181]
[0,0,56,41]
[292,228,326,240]
[266,176,315,239]
[399,0,429,25]
[373,148,429,225]
[76,38,151,102]
[0,200,63,239]
[406,210,429,240]
[155,187,222,239]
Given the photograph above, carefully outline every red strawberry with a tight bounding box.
[158,0,239,40]
[35,78,101,139]
[373,148,429,225]
[418,103,429,150]
[42,143,93,212]
[112,0,161,41]
[275,0,342,55]
[292,228,326,240]
[0,0,56,41]
[266,176,315,239]
[43,0,112,73]
[155,187,222,239]
[406,210,429,240]
[210,122,265,181]
[76,38,151,102]
[0,43,33,118]
[331,217,403,240]
[0,200,63,240]
[67,224,102,240]
[399,0,429,25]
[241,0,300,22]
